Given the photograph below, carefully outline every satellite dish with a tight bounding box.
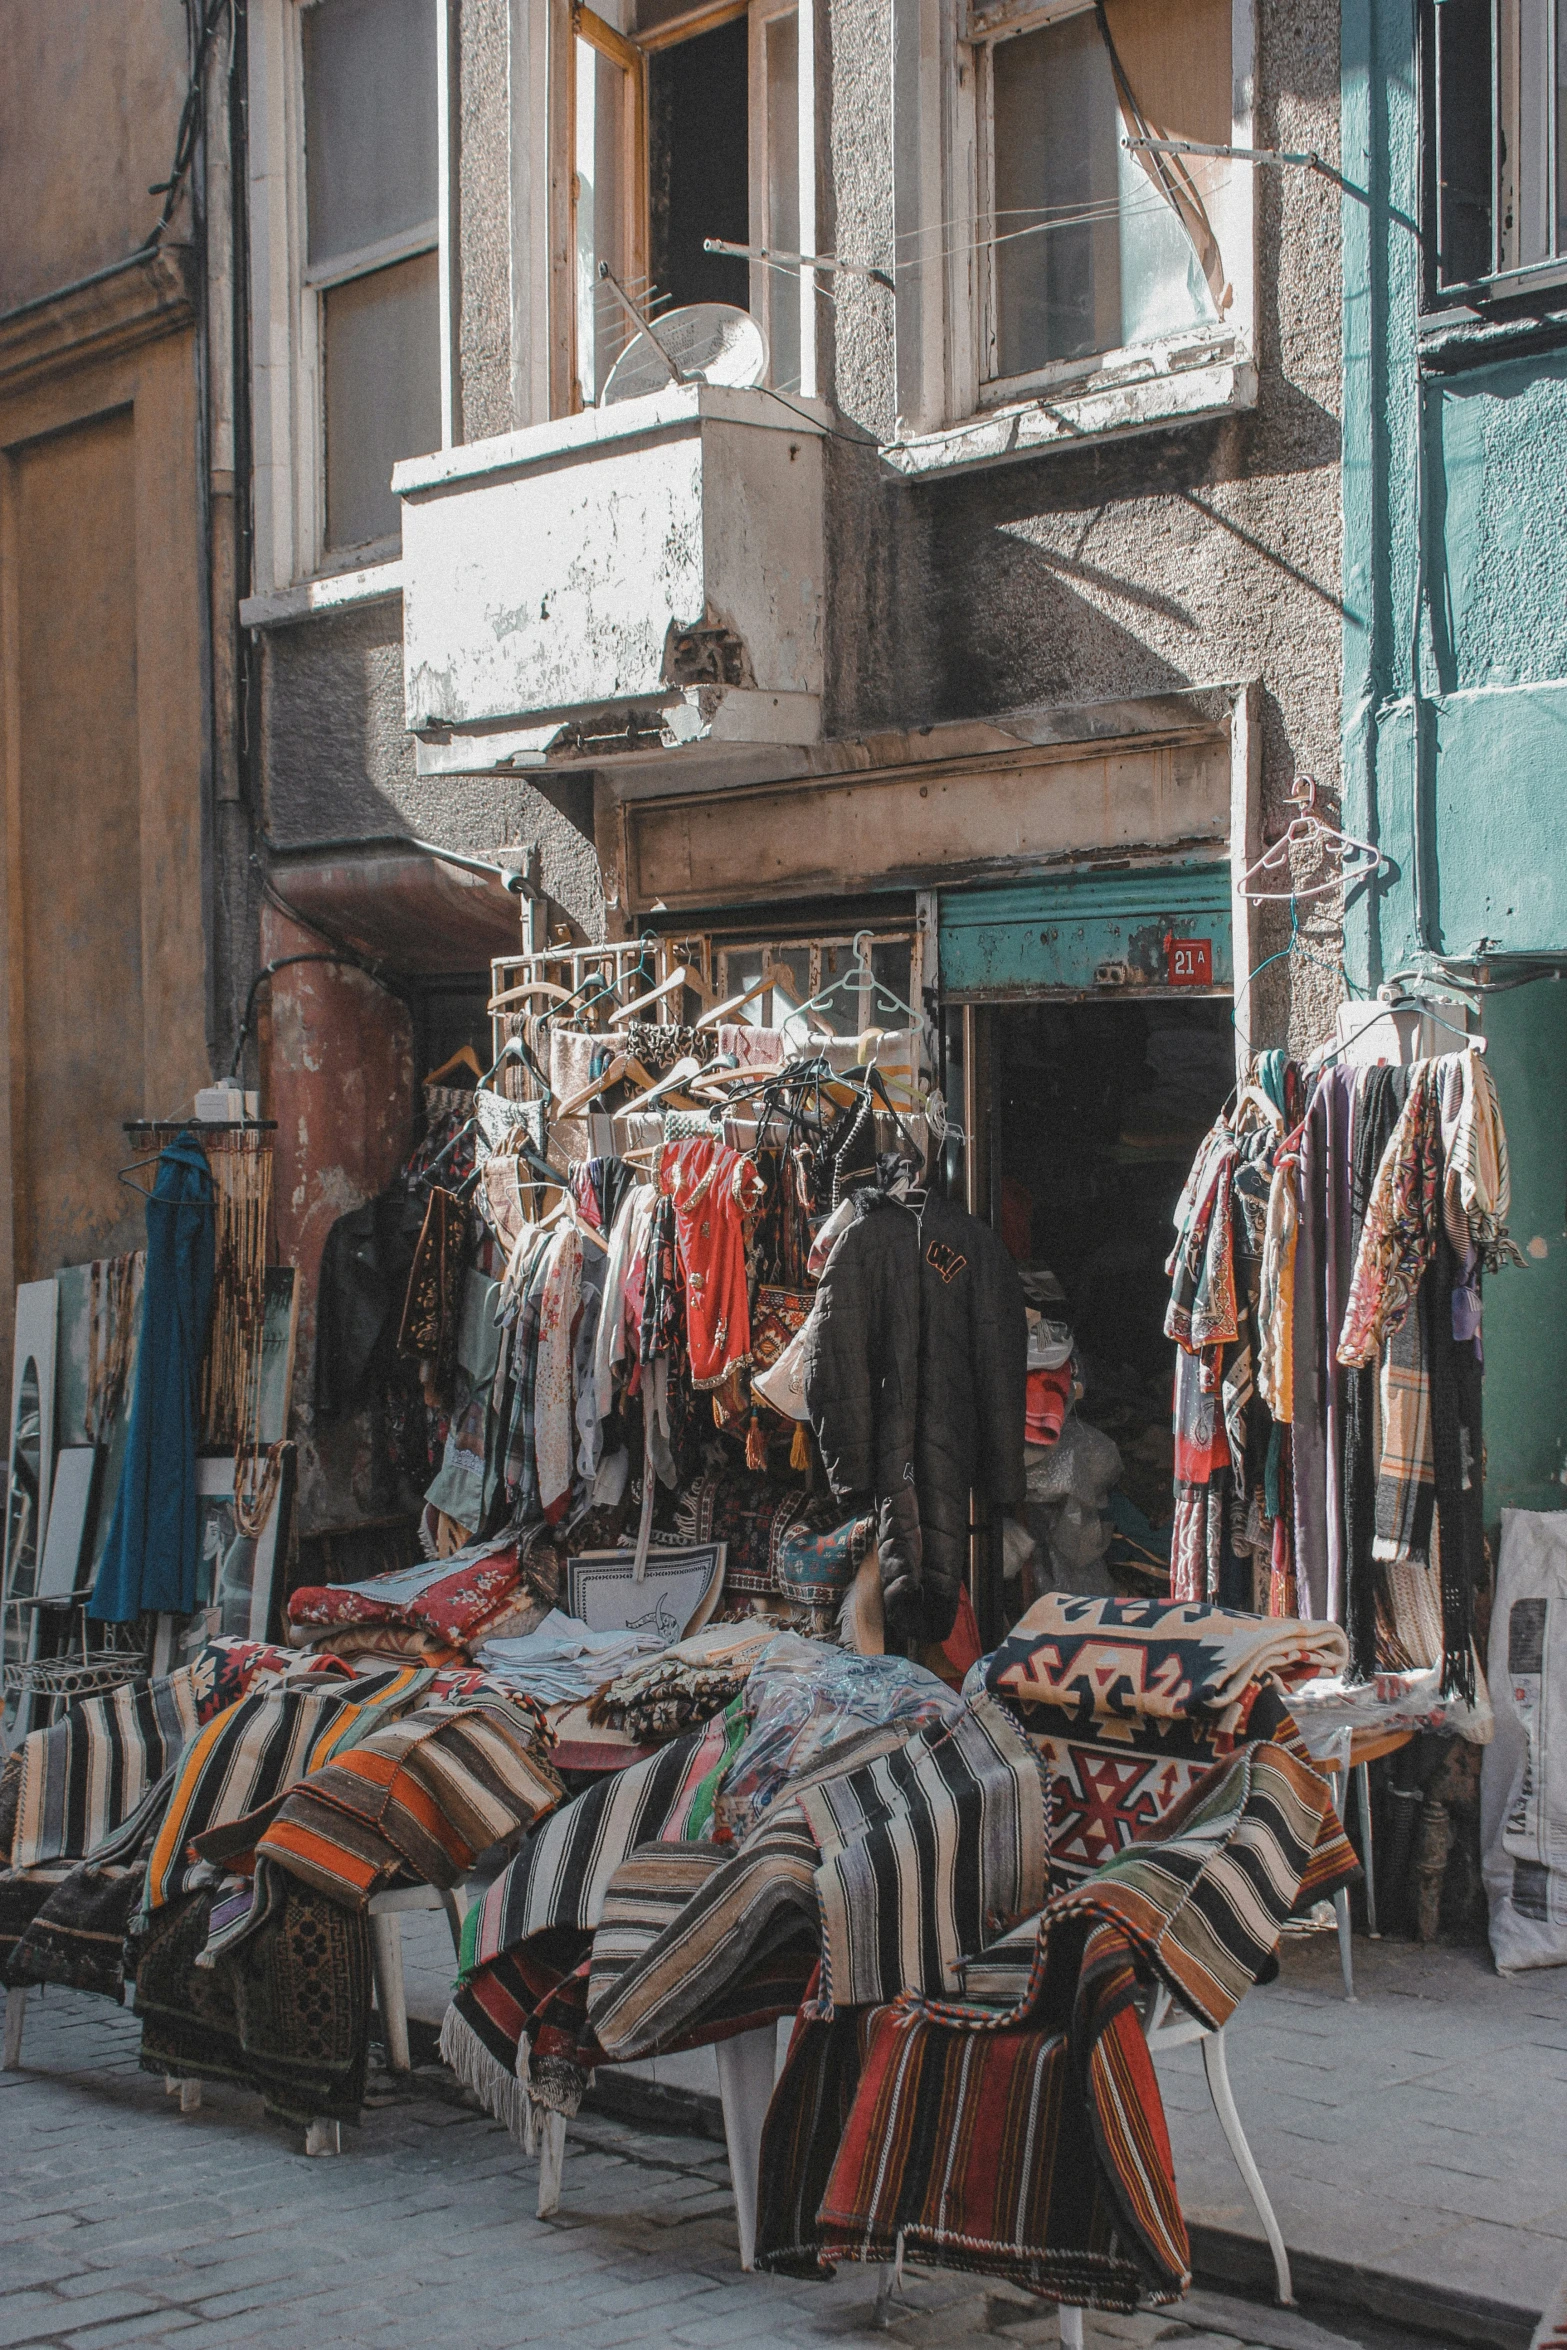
[600,303,768,406]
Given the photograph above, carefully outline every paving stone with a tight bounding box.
[9,1963,1563,2350]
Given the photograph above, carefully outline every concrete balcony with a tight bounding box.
[392,384,826,780]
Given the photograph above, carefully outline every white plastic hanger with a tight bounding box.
[786,930,921,1035]
[1238,779,1384,903]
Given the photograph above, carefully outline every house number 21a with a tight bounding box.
[1165,936,1213,986]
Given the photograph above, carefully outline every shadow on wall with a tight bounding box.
[911,389,1344,723]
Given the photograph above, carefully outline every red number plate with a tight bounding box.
[1166,937,1213,987]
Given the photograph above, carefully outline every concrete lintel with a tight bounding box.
[882,356,1259,479]
[599,682,1248,804]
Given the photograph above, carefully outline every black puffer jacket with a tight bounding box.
[802,1191,1026,1644]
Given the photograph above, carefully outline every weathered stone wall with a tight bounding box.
[820,0,1345,1053]
[259,601,604,938]
[458,0,516,444]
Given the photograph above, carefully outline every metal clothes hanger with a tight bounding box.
[117,1124,214,1201]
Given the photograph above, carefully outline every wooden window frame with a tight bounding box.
[549,0,815,416]
[890,0,1255,447]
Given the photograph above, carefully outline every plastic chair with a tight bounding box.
[869,1982,1294,2324]
[368,1882,466,2074]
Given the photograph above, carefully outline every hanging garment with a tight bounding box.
[314,1181,421,1424]
[1257,1148,1299,1422]
[399,1183,470,1409]
[803,1191,1027,1644]
[1290,1103,1329,1618]
[1445,1047,1525,1272]
[1164,1122,1239,1351]
[1320,1064,1357,1622]
[502,1227,558,1517]
[534,1225,583,1523]
[89,1135,215,1623]
[1340,1064,1408,1678]
[1338,1060,1443,1371]
[659,1137,764,1390]
[591,1186,655,1447]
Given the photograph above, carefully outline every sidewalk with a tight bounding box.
[5,1929,1562,2350]
[1159,1934,1567,2343]
[407,1914,1567,2345]
[0,1986,1509,2350]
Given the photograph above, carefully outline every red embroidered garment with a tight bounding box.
[658,1138,765,1391]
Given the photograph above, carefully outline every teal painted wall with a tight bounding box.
[1341,0,1567,1520]
[1479,983,1567,1511]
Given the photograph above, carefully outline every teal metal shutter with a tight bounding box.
[937,865,1232,999]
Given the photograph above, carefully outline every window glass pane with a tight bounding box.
[576,38,631,404]
[1116,120,1219,344]
[304,0,439,267]
[323,251,441,550]
[1434,0,1495,284]
[991,11,1213,378]
[1500,0,1553,269]
[765,11,802,390]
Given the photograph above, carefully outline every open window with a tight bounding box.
[889,0,1255,471]
[978,1,1229,394]
[561,0,809,412]
[1423,0,1567,304]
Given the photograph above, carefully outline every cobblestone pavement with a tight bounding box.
[3,1987,1461,2350]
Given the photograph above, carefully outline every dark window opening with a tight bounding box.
[1424,0,1567,298]
[649,17,751,314]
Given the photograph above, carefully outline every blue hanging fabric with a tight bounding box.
[1254,1048,1289,1117]
[89,1132,216,1623]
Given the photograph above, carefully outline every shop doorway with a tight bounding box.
[978,996,1234,1603]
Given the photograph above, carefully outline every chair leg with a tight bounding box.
[439,1888,464,1957]
[305,2118,341,2156]
[1356,1761,1379,1937]
[179,2079,202,2114]
[3,1985,27,2070]
[1334,1886,1355,2000]
[715,2024,778,2272]
[537,2109,567,2217]
[370,1911,411,2072]
[1201,2029,1293,2307]
[1059,2308,1085,2349]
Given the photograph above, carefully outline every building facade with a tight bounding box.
[0,0,244,1410]
[1341,0,1567,1519]
[232,0,1348,1544]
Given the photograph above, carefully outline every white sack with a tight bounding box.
[1482,1508,1567,1973]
